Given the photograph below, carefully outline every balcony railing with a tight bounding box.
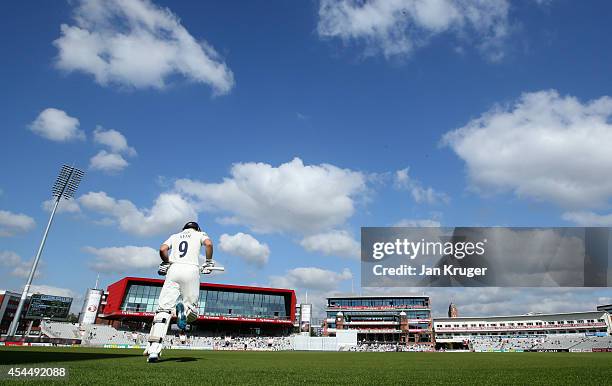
[434,322,607,332]
[327,305,430,311]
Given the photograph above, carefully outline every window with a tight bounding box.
[120,284,163,313]
[197,289,287,319]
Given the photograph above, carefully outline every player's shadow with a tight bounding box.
[161,356,198,363]
[0,351,138,365]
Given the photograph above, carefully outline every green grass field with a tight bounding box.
[1,347,611,385]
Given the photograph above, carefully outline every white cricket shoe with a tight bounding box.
[146,342,163,362]
[147,353,159,363]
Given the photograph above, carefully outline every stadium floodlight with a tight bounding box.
[7,164,84,338]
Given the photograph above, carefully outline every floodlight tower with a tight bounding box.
[7,164,84,338]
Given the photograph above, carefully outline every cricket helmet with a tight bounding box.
[182,221,201,232]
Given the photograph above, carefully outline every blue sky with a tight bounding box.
[2,0,612,317]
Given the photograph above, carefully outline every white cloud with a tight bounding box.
[84,245,159,273]
[0,251,21,266]
[300,230,360,259]
[79,191,197,236]
[318,0,510,60]
[394,168,449,204]
[0,210,36,237]
[175,158,366,234]
[597,296,612,306]
[93,126,137,156]
[353,286,611,318]
[28,285,76,298]
[304,287,612,321]
[42,198,81,214]
[90,127,136,174]
[89,150,129,173]
[11,264,35,279]
[444,90,612,209]
[219,232,270,267]
[421,287,612,317]
[562,211,612,226]
[0,251,40,279]
[54,0,234,94]
[269,267,352,292]
[29,108,84,142]
[394,218,441,227]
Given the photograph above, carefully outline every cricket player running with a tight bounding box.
[145,221,214,363]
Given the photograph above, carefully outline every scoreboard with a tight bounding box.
[25,294,73,320]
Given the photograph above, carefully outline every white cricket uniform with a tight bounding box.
[157,228,210,311]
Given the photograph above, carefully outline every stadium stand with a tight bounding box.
[530,335,584,351]
[570,337,612,352]
[352,343,434,352]
[39,321,611,352]
[468,335,612,352]
[39,322,292,350]
[209,336,292,351]
[469,337,543,352]
[80,324,136,346]
[40,321,81,340]
[532,336,612,352]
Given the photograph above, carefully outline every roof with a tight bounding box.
[434,311,607,322]
[327,294,429,299]
[0,290,21,296]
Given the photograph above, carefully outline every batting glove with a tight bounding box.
[200,260,215,274]
[158,262,171,276]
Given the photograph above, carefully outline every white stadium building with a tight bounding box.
[434,311,611,351]
[435,311,610,340]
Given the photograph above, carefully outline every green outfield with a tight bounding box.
[1,347,611,385]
